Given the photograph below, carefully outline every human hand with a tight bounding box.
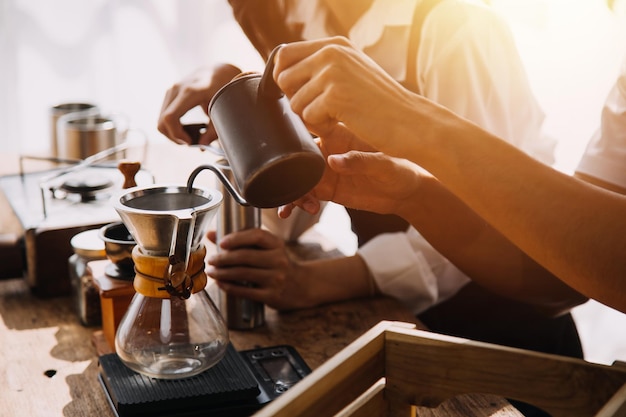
[279,150,425,219]
[277,123,374,217]
[273,37,419,156]
[206,228,315,310]
[158,63,241,145]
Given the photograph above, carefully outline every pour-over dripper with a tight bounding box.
[112,184,228,379]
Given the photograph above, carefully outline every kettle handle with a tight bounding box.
[259,44,285,100]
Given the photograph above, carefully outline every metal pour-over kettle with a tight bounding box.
[206,44,325,209]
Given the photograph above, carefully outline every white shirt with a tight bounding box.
[576,58,626,189]
[284,0,555,314]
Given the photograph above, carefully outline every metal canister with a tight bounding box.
[215,159,265,329]
[50,102,99,157]
[57,115,118,161]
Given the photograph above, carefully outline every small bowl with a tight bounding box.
[99,222,136,281]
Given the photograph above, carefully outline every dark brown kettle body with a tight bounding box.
[208,46,325,208]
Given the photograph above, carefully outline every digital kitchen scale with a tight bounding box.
[98,344,311,417]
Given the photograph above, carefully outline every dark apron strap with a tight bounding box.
[348,0,441,246]
[403,0,442,94]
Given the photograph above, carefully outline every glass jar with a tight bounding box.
[69,229,107,326]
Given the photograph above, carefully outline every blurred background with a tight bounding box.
[0,0,625,365]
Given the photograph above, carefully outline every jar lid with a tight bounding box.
[70,229,106,259]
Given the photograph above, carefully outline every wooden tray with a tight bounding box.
[253,321,626,417]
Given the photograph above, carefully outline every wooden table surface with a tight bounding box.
[0,143,524,416]
[0,276,421,417]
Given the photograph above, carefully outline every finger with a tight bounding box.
[277,203,295,219]
[324,124,378,153]
[276,38,350,100]
[206,230,217,244]
[216,228,282,251]
[165,95,205,144]
[294,90,340,136]
[208,264,277,288]
[157,88,185,143]
[158,85,178,119]
[158,86,195,144]
[158,106,191,145]
[278,50,345,131]
[327,150,383,173]
[274,36,352,77]
[199,121,218,145]
[209,247,287,270]
[160,89,211,144]
[278,194,320,218]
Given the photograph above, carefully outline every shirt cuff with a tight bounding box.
[357,232,438,315]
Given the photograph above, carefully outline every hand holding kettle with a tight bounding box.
[158,63,241,146]
[176,45,324,210]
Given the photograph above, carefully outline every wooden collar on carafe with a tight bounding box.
[132,245,207,298]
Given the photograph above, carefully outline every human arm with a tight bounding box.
[206,229,375,311]
[303,147,588,315]
[158,1,302,145]
[274,37,625,313]
[157,63,241,145]
[348,1,556,313]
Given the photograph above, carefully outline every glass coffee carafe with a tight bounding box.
[112,184,228,379]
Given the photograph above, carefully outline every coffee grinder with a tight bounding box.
[207,159,266,330]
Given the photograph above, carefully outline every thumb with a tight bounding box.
[328,151,381,174]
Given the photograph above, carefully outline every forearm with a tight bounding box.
[392,107,625,312]
[396,174,587,315]
[575,171,626,195]
[295,255,374,307]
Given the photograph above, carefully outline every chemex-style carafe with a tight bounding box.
[112,184,228,379]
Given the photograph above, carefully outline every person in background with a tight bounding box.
[574,58,626,195]
[159,0,587,382]
[271,35,626,315]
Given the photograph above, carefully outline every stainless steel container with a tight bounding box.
[215,159,265,329]
[50,102,99,157]
[208,45,324,208]
[57,115,118,161]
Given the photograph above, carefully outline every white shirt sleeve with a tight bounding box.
[358,0,554,314]
[576,58,626,188]
[358,228,470,315]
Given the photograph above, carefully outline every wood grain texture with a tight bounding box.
[255,322,626,417]
[0,277,419,417]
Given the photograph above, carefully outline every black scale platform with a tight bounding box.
[98,344,270,417]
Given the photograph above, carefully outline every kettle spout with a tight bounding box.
[187,164,249,206]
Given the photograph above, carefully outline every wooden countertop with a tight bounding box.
[0,143,526,416]
[0,277,421,416]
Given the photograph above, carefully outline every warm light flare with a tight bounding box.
[491,0,626,173]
